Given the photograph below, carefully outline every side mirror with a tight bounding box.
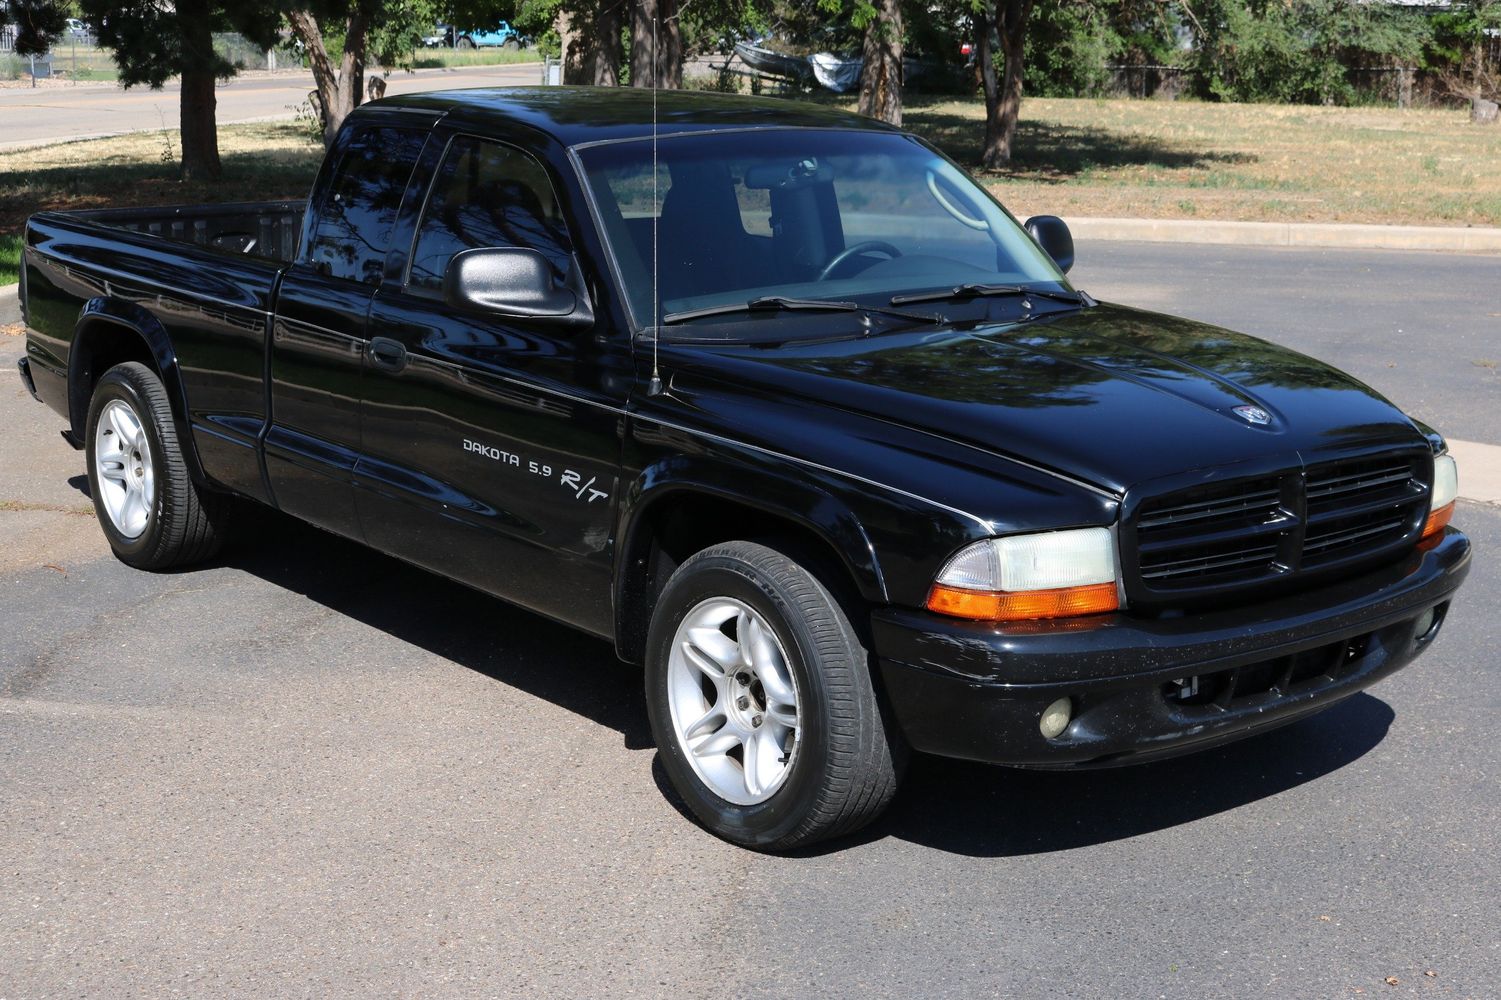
[444,247,594,328]
[1024,215,1075,274]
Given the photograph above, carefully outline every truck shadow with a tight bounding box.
[843,693,1393,858]
[218,506,1393,858]
[218,505,657,752]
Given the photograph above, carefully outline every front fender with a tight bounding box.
[611,449,906,664]
[621,453,889,600]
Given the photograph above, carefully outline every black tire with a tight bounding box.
[84,362,230,570]
[645,541,904,850]
[457,36,476,49]
[501,38,520,52]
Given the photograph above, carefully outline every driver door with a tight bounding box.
[355,133,631,636]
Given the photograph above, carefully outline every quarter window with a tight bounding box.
[408,136,573,294]
[307,127,428,285]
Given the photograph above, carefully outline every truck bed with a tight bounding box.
[62,201,305,263]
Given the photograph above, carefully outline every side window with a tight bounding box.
[408,136,573,295]
[308,127,427,284]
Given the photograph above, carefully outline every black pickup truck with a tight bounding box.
[18,88,1471,849]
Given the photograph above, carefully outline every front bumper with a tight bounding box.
[872,528,1471,767]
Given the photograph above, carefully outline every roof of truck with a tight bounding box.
[367,86,899,147]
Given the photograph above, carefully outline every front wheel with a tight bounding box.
[85,362,230,569]
[645,541,903,850]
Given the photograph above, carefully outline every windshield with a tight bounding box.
[575,128,1069,334]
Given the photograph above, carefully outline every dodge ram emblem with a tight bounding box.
[1233,404,1272,425]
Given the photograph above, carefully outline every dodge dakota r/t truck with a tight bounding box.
[17,89,1471,849]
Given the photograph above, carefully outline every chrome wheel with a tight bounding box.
[93,398,154,539]
[666,597,801,806]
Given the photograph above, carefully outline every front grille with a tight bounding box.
[1127,451,1429,603]
[1162,632,1369,711]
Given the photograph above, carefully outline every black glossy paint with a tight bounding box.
[19,88,1473,765]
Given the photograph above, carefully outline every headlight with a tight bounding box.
[927,527,1119,622]
[1423,452,1458,539]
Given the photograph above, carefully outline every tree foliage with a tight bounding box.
[3,0,67,57]
[1189,0,1433,105]
[1426,0,1501,100]
[77,0,282,179]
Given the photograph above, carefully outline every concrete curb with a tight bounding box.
[1065,217,1501,253]
[1449,440,1501,506]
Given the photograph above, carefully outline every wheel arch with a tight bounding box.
[69,301,206,483]
[612,464,888,665]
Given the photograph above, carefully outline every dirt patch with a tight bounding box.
[0,508,107,576]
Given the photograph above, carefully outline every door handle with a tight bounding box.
[368,337,408,372]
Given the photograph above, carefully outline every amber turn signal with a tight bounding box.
[1421,500,1454,540]
[927,582,1120,622]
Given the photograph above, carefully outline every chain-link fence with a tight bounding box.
[1,30,284,82]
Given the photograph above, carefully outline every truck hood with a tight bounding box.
[684,302,1426,496]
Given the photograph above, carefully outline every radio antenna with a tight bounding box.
[646,2,663,397]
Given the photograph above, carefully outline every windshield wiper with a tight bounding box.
[889,283,1092,308]
[662,295,940,326]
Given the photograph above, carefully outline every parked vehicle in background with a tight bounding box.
[422,22,527,50]
[455,22,526,50]
[15,89,1472,851]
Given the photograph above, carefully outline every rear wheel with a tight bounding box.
[645,541,903,850]
[85,362,230,569]
[456,35,476,49]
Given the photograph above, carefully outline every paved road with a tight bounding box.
[1073,241,1501,447]
[2,245,1498,998]
[0,63,543,150]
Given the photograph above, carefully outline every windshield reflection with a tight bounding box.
[576,129,1069,335]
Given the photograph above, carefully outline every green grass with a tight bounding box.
[408,47,543,69]
[0,234,20,286]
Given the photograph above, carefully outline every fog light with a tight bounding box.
[1040,697,1073,740]
[1414,607,1436,640]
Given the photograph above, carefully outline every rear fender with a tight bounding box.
[68,299,206,483]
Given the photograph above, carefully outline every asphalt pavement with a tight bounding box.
[1074,242,1501,447]
[0,63,544,150]
[2,244,1498,998]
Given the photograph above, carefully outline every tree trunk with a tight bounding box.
[630,0,680,88]
[981,0,1032,168]
[592,0,624,85]
[288,5,373,148]
[558,7,588,84]
[857,0,903,125]
[978,6,999,162]
[176,0,220,180]
[179,66,220,180]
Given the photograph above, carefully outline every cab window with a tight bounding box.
[407,136,573,295]
[307,127,428,284]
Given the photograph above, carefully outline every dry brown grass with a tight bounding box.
[4,99,1499,284]
[900,96,1501,227]
[0,122,322,283]
[0,122,321,231]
